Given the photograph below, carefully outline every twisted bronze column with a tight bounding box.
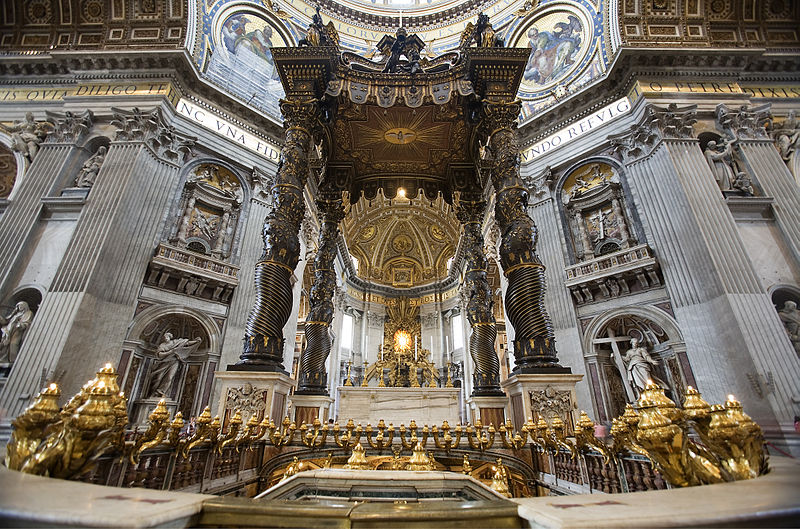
[484,101,563,372]
[235,100,319,372]
[456,194,503,396]
[296,190,345,394]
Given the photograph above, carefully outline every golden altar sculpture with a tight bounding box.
[362,329,439,388]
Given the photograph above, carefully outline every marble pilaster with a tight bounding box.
[0,106,196,418]
[609,103,800,450]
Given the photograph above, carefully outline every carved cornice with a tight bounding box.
[111,107,195,164]
[44,109,93,144]
[608,103,697,163]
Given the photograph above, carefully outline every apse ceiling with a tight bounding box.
[342,191,460,289]
[190,0,613,123]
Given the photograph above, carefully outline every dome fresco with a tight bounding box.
[190,0,612,123]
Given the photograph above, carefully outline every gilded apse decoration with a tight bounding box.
[239,98,320,372]
[342,192,458,288]
[296,189,346,394]
[455,193,502,395]
[483,100,561,372]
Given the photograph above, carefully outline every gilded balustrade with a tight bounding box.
[4,366,770,490]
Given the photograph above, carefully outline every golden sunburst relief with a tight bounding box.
[349,106,452,163]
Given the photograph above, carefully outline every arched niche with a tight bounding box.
[559,161,636,262]
[770,284,800,358]
[120,304,221,424]
[0,286,43,375]
[581,305,694,423]
[171,161,245,259]
[0,133,24,200]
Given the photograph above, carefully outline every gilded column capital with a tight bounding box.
[44,109,93,144]
[482,100,522,136]
[279,98,320,137]
[715,103,772,141]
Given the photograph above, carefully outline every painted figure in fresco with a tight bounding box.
[619,337,667,397]
[147,332,202,398]
[778,301,800,357]
[75,146,107,188]
[523,15,582,86]
[222,14,250,54]
[0,301,34,364]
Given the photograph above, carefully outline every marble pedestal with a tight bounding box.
[214,371,294,428]
[291,394,334,425]
[502,373,584,431]
[466,396,509,427]
[336,387,460,426]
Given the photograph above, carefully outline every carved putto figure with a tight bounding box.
[0,112,53,162]
[0,301,34,364]
[618,337,667,397]
[778,301,800,357]
[75,146,107,188]
[147,332,202,398]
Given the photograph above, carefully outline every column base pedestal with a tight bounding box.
[214,371,294,428]
[291,394,334,426]
[501,373,584,432]
[466,395,509,427]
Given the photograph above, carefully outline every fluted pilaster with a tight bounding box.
[609,103,800,434]
[0,107,195,416]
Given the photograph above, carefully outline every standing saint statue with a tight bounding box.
[0,112,53,162]
[147,332,202,398]
[778,301,800,357]
[704,139,737,191]
[0,301,34,364]
[75,146,107,188]
[618,337,667,397]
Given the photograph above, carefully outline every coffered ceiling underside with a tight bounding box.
[332,99,471,202]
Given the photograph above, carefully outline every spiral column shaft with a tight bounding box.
[456,196,503,396]
[484,101,563,372]
[296,193,345,394]
[236,99,319,372]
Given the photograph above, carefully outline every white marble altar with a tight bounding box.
[336,386,461,425]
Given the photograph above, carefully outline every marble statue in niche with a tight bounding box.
[770,110,800,184]
[0,301,34,364]
[147,332,202,398]
[778,301,800,357]
[704,138,753,195]
[75,146,107,188]
[617,337,667,397]
[0,112,53,162]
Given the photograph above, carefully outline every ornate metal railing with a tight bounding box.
[4,364,769,498]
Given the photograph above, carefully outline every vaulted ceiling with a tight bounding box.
[342,191,460,289]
